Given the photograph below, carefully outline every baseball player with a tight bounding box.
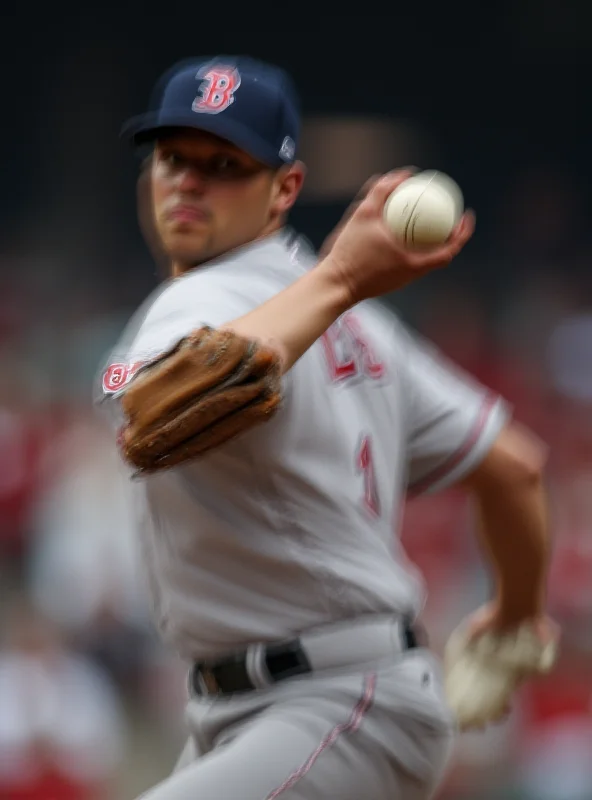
[97,56,557,799]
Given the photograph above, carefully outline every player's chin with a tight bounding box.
[162,219,209,242]
[162,232,210,262]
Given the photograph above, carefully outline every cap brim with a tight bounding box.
[121,111,284,168]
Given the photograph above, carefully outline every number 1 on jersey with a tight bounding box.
[357,435,380,517]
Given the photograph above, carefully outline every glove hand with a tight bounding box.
[444,603,560,732]
[119,326,282,474]
[464,602,559,670]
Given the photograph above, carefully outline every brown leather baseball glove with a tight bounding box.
[119,326,282,474]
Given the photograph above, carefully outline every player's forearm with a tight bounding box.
[473,471,550,626]
[222,258,351,372]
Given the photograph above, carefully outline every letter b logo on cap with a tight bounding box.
[192,65,241,114]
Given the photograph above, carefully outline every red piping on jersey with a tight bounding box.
[265,673,376,798]
[407,393,497,496]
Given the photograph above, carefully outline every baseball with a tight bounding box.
[383,170,464,249]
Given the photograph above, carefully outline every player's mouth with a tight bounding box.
[167,205,209,223]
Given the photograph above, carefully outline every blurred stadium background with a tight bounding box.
[1,6,591,799]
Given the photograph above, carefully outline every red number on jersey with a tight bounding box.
[342,314,385,379]
[321,312,385,382]
[357,435,380,517]
[321,323,357,381]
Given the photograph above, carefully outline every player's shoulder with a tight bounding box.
[357,299,413,345]
[144,229,308,325]
[358,298,400,329]
[97,231,311,393]
[358,300,442,364]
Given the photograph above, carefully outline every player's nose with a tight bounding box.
[175,164,207,194]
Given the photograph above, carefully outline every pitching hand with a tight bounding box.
[320,170,475,306]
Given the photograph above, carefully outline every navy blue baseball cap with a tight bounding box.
[121,55,301,168]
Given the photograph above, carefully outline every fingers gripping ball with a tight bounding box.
[119,327,282,474]
[443,620,559,731]
[383,170,464,249]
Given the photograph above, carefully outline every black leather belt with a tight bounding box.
[190,621,423,697]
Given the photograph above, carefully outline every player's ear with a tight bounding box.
[271,161,306,215]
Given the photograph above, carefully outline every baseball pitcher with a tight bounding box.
[96,56,558,799]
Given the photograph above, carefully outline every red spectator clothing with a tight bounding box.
[401,489,474,575]
[0,769,104,800]
[0,408,48,554]
[516,664,592,759]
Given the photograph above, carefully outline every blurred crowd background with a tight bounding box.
[1,6,592,799]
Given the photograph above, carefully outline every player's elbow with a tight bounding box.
[462,421,548,494]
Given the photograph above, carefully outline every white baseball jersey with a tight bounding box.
[96,230,509,662]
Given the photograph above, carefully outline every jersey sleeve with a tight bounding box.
[95,279,257,406]
[94,274,293,430]
[128,281,253,359]
[399,328,511,495]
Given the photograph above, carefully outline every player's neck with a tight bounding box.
[258,216,285,242]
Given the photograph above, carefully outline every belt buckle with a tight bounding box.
[197,665,220,696]
[264,638,312,681]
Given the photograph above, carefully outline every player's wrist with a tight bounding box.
[314,254,358,313]
[493,584,546,630]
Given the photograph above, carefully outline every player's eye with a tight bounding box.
[161,152,185,170]
[203,154,244,177]
[159,150,261,180]
[203,153,264,180]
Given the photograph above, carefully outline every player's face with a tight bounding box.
[151,130,304,273]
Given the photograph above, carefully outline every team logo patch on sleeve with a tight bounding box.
[102,361,145,394]
[192,64,241,114]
